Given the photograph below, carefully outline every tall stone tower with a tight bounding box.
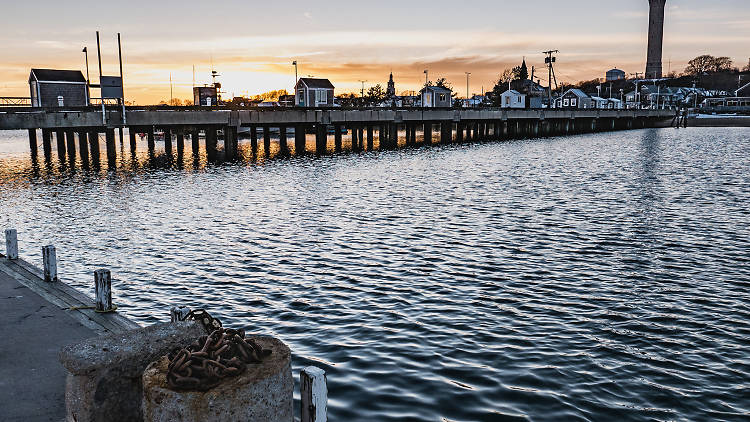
[646,0,666,79]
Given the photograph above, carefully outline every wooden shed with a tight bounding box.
[295,78,334,107]
[29,69,88,107]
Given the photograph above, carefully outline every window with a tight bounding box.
[297,92,305,106]
[316,90,327,104]
[439,94,446,102]
[563,98,570,106]
[571,98,577,107]
[505,96,510,105]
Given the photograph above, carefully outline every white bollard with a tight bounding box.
[300,366,328,422]
[170,306,191,322]
[94,269,113,312]
[42,245,57,282]
[5,229,18,260]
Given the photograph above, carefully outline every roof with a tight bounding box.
[736,82,750,96]
[564,88,589,98]
[30,69,86,83]
[298,78,334,89]
[501,90,522,96]
[607,68,625,73]
[421,85,452,93]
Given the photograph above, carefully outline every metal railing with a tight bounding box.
[0,97,32,107]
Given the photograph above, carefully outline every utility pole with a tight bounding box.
[359,80,367,98]
[543,50,559,108]
[424,69,428,86]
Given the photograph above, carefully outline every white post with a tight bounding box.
[42,245,57,282]
[94,269,113,312]
[300,366,327,422]
[5,229,18,260]
[170,306,191,322]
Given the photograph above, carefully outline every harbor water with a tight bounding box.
[0,127,748,421]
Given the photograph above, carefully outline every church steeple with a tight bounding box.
[520,57,528,80]
[386,72,396,98]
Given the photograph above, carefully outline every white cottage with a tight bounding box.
[500,90,525,109]
[295,78,335,107]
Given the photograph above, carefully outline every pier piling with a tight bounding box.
[205,127,218,162]
[279,125,289,156]
[94,269,113,312]
[42,129,52,161]
[316,124,327,154]
[295,124,306,155]
[191,128,200,156]
[263,126,271,156]
[56,130,66,162]
[78,131,89,165]
[367,125,374,150]
[164,128,173,156]
[5,228,18,260]
[129,128,137,153]
[147,126,155,152]
[334,125,342,152]
[28,129,38,157]
[301,366,328,422]
[105,128,116,167]
[176,131,184,157]
[89,130,100,165]
[424,122,432,146]
[42,245,57,282]
[250,126,258,152]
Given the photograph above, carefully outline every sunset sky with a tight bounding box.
[1,0,748,104]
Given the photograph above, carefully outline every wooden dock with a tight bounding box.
[0,236,138,421]
[0,106,676,167]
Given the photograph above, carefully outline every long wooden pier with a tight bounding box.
[0,106,675,166]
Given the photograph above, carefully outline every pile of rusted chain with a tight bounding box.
[167,310,272,391]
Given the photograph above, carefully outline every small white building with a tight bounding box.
[500,90,525,108]
[420,86,452,108]
[295,78,334,107]
[607,98,624,109]
[590,96,609,109]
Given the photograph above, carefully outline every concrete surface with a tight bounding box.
[0,259,96,422]
[142,336,293,422]
[60,321,205,422]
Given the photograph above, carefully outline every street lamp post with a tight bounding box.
[465,72,471,107]
[82,47,90,104]
[292,61,298,88]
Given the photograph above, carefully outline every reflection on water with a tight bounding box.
[1,127,749,421]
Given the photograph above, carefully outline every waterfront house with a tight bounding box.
[590,96,609,109]
[29,69,88,107]
[608,98,624,109]
[295,78,334,107]
[420,86,452,108]
[500,90,525,109]
[556,89,590,109]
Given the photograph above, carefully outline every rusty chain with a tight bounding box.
[167,310,272,391]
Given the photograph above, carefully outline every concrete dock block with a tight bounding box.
[59,321,206,422]
[141,336,292,422]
